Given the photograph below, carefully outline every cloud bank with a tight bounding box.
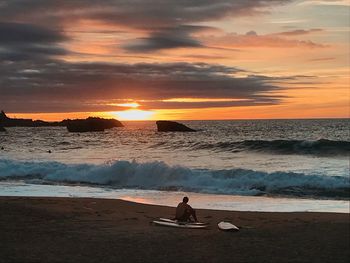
[0,0,329,114]
[0,60,285,112]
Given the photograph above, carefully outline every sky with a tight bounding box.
[0,0,349,120]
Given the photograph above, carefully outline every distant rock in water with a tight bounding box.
[66,117,123,132]
[0,110,124,131]
[0,110,62,127]
[156,121,196,132]
[0,126,6,132]
[0,110,34,127]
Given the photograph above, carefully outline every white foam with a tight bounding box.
[0,159,349,198]
[0,182,348,213]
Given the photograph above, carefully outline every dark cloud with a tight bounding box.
[0,1,292,27]
[308,57,335,62]
[0,99,126,113]
[123,26,207,52]
[0,0,297,113]
[246,30,258,36]
[124,34,201,52]
[0,22,66,44]
[0,60,286,112]
[0,0,291,51]
[274,29,323,36]
[205,31,325,48]
[138,97,282,110]
[0,22,68,61]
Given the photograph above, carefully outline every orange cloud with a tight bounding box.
[205,30,326,49]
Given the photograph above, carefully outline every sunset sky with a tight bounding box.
[0,0,349,120]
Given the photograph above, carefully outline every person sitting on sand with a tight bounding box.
[175,196,198,222]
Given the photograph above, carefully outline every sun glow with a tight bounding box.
[108,102,140,108]
[112,110,155,120]
[162,98,249,102]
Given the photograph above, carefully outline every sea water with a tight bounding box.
[0,119,349,212]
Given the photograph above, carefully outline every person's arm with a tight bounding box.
[187,204,198,221]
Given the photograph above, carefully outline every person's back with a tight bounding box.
[175,202,191,219]
[175,196,197,222]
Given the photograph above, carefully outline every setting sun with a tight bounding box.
[112,110,154,120]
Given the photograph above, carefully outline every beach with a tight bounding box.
[0,197,348,263]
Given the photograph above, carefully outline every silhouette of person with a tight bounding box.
[175,196,198,222]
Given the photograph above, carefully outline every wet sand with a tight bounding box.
[0,196,349,263]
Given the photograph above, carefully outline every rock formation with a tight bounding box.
[0,110,34,127]
[0,110,124,131]
[156,121,196,132]
[66,117,123,132]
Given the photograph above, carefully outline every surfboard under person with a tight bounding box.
[175,196,198,222]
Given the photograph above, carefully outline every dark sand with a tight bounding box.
[0,197,349,263]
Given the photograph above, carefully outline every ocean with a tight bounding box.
[1,119,349,213]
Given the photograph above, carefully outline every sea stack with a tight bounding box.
[66,117,123,132]
[0,111,5,131]
[156,121,196,132]
[0,110,33,127]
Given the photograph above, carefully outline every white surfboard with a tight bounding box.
[218,221,239,231]
[153,219,208,229]
[158,218,208,225]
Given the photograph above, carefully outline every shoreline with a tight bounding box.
[1,182,349,213]
[1,196,349,263]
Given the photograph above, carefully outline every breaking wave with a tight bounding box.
[175,139,350,156]
[0,159,349,199]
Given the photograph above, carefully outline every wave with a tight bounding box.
[179,139,350,156]
[0,159,349,199]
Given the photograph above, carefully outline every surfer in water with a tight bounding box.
[175,196,198,222]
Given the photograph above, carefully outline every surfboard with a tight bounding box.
[158,218,208,225]
[153,218,208,229]
[218,221,239,231]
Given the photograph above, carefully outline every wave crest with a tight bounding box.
[177,139,350,156]
[0,159,349,199]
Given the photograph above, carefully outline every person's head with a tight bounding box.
[183,196,189,203]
